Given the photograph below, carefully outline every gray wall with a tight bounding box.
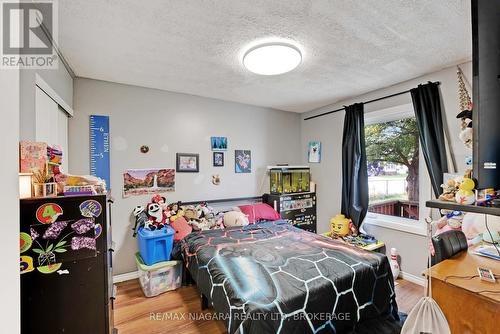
[301,62,472,278]
[69,78,301,274]
[20,60,74,141]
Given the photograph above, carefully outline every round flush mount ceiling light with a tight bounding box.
[243,43,302,75]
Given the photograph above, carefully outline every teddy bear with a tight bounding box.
[183,206,199,221]
[223,210,250,228]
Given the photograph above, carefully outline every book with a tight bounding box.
[472,245,500,261]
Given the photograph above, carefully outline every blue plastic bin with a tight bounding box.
[137,226,175,265]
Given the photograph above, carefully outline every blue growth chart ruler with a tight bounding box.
[89,115,110,190]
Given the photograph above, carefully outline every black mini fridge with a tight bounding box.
[20,195,116,334]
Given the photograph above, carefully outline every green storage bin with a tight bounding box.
[135,253,182,297]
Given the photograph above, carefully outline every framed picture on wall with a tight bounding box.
[213,152,224,167]
[308,141,321,163]
[235,150,251,173]
[176,153,199,173]
[210,137,228,151]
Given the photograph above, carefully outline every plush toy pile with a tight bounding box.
[132,196,251,241]
[132,195,192,241]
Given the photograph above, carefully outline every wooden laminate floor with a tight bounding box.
[114,278,423,334]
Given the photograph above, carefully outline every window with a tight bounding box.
[365,117,419,220]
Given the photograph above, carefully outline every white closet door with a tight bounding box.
[35,86,69,172]
[35,86,57,144]
[56,106,68,172]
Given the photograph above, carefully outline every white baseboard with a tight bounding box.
[113,271,139,283]
[399,271,426,287]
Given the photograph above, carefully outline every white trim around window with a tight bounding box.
[364,212,427,236]
[364,102,432,237]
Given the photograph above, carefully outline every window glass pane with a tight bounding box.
[365,118,419,220]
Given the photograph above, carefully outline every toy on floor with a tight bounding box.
[390,248,400,280]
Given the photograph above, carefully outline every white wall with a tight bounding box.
[301,62,472,278]
[69,78,301,274]
[20,59,73,141]
[0,69,21,333]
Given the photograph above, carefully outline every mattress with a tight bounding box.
[175,220,401,334]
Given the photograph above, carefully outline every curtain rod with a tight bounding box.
[303,81,441,121]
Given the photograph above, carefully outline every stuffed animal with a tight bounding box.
[151,195,168,211]
[132,205,155,235]
[459,127,473,149]
[439,179,459,202]
[455,178,475,204]
[189,219,217,231]
[183,206,199,222]
[456,109,473,149]
[170,217,192,241]
[147,202,167,230]
[223,211,249,228]
[435,210,464,232]
[167,201,184,222]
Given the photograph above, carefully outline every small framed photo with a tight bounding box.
[235,150,251,173]
[213,152,224,167]
[176,153,199,173]
[211,137,228,151]
[308,141,321,163]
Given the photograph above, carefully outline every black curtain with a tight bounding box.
[341,103,369,228]
[410,82,448,198]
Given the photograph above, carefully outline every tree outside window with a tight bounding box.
[365,118,419,220]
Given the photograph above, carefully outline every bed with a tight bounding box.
[174,220,402,334]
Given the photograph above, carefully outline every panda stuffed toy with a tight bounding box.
[146,202,167,230]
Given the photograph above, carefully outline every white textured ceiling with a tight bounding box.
[59,0,471,112]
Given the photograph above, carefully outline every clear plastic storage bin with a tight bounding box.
[135,252,182,297]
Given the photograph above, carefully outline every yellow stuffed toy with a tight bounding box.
[455,178,475,205]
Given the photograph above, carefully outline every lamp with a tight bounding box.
[243,43,302,75]
[19,173,33,199]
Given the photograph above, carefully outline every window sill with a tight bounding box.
[363,213,427,236]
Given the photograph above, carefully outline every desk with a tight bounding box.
[425,250,500,334]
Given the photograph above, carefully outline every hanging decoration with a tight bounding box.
[456,67,473,149]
